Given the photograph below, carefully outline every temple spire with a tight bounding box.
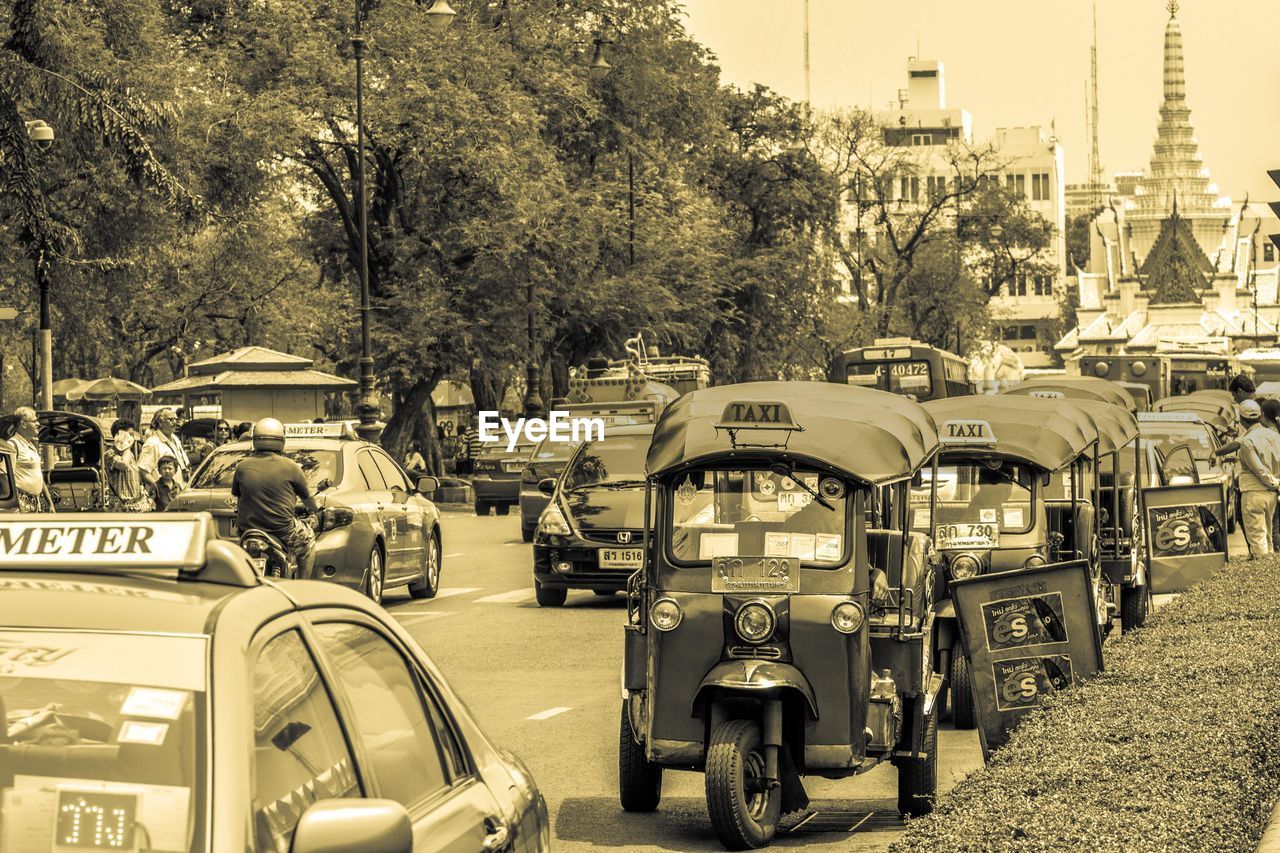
[1163,1,1185,102]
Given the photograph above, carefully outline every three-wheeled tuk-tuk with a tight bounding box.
[620,382,944,849]
[38,411,111,511]
[919,395,1099,729]
[1001,382,1146,631]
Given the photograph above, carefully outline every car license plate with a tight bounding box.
[598,548,643,569]
[503,460,526,473]
[936,523,999,549]
[777,491,811,512]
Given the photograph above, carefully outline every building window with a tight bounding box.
[912,133,933,145]
[1265,242,1276,263]
[1031,173,1051,201]
[1007,273,1027,297]
[899,176,920,203]
[1005,174,1026,198]
[927,175,947,201]
[1033,274,1054,296]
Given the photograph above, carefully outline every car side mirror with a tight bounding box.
[416,475,440,494]
[538,477,556,496]
[315,479,333,493]
[291,799,411,853]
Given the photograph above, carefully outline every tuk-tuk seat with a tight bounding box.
[45,466,103,511]
[866,529,929,599]
[1046,501,1096,561]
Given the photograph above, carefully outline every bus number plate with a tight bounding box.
[712,556,799,594]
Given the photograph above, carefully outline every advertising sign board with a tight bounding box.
[951,560,1102,759]
[1141,483,1227,593]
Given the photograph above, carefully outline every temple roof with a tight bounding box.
[1139,200,1211,303]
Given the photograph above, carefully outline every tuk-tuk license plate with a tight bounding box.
[712,556,799,594]
[598,548,644,569]
[936,523,999,550]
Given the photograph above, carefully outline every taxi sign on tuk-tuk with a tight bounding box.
[939,419,997,445]
[1029,390,1065,399]
[0,515,211,569]
[951,560,1104,759]
[716,400,799,430]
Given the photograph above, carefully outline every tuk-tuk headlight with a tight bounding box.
[650,598,683,632]
[949,553,981,580]
[537,505,572,536]
[734,602,776,643]
[831,600,865,634]
[1024,554,1047,569]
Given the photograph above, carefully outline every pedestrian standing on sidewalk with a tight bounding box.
[1236,400,1280,559]
[458,419,479,476]
[1262,398,1280,552]
[138,408,191,491]
[105,419,152,512]
[10,407,51,512]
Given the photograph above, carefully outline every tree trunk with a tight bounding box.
[469,361,501,415]
[380,375,439,462]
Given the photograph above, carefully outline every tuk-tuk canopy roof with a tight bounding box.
[1052,399,1140,456]
[923,395,1097,472]
[1001,377,1138,412]
[1151,395,1236,433]
[645,381,938,484]
[37,410,109,446]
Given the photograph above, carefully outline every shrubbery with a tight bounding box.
[895,557,1280,851]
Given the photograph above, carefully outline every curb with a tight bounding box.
[1258,800,1280,852]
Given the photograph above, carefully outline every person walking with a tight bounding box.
[138,408,191,492]
[10,407,51,512]
[105,419,152,512]
[1236,400,1280,559]
[458,419,480,476]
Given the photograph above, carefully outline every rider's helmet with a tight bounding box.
[251,417,286,453]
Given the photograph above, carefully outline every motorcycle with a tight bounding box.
[239,527,297,579]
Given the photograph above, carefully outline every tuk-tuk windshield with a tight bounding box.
[669,468,848,565]
[911,462,1034,534]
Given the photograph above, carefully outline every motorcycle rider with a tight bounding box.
[232,418,320,578]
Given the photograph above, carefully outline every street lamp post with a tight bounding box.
[350,0,455,442]
[19,119,56,413]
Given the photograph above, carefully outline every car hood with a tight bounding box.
[563,486,646,530]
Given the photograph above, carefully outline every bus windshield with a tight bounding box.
[846,361,933,397]
[669,468,849,566]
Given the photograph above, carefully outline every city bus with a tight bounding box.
[829,338,975,401]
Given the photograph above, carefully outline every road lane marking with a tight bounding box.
[526,706,572,721]
[445,552,463,558]
[475,589,535,604]
[392,611,454,620]
[429,587,481,600]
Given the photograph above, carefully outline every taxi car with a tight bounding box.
[168,423,442,605]
[0,513,548,853]
[472,440,538,516]
[532,424,654,606]
[518,437,583,542]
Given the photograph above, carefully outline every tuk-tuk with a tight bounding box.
[1002,381,1147,631]
[920,395,1099,729]
[620,382,944,849]
[37,411,110,511]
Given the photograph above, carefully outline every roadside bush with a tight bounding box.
[895,556,1280,852]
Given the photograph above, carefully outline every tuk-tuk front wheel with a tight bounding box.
[706,719,781,850]
[950,648,977,730]
[897,705,937,817]
[618,703,662,812]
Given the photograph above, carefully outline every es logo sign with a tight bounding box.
[1154,519,1192,554]
[1002,672,1039,704]
[992,612,1029,645]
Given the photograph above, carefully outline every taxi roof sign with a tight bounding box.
[1029,390,1066,399]
[716,401,801,431]
[1138,412,1201,423]
[0,514,211,571]
[940,419,997,445]
[283,422,356,439]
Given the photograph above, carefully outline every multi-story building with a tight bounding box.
[853,58,1068,368]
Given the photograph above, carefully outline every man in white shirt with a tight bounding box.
[10,407,49,512]
[138,408,191,491]
[1237,400,1280,558]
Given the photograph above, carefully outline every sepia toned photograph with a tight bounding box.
[0,0,1276,850]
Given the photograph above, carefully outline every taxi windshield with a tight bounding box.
[0,630,206,852]
[911,462,1034,536]
[846,361,933,396]
[190,448,340,490]
[1140,422,1215,460]
[562,436,648,490]
[531,438,581,463]
[668,468,849,566]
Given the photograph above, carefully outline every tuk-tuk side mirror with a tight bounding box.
[538,477,556,496]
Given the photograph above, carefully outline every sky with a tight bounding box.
[680,0,1280,202]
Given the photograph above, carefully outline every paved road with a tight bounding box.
[384,510,984,851]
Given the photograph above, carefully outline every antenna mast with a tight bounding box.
[1089,1,1103,209]
[803,0,811,105]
